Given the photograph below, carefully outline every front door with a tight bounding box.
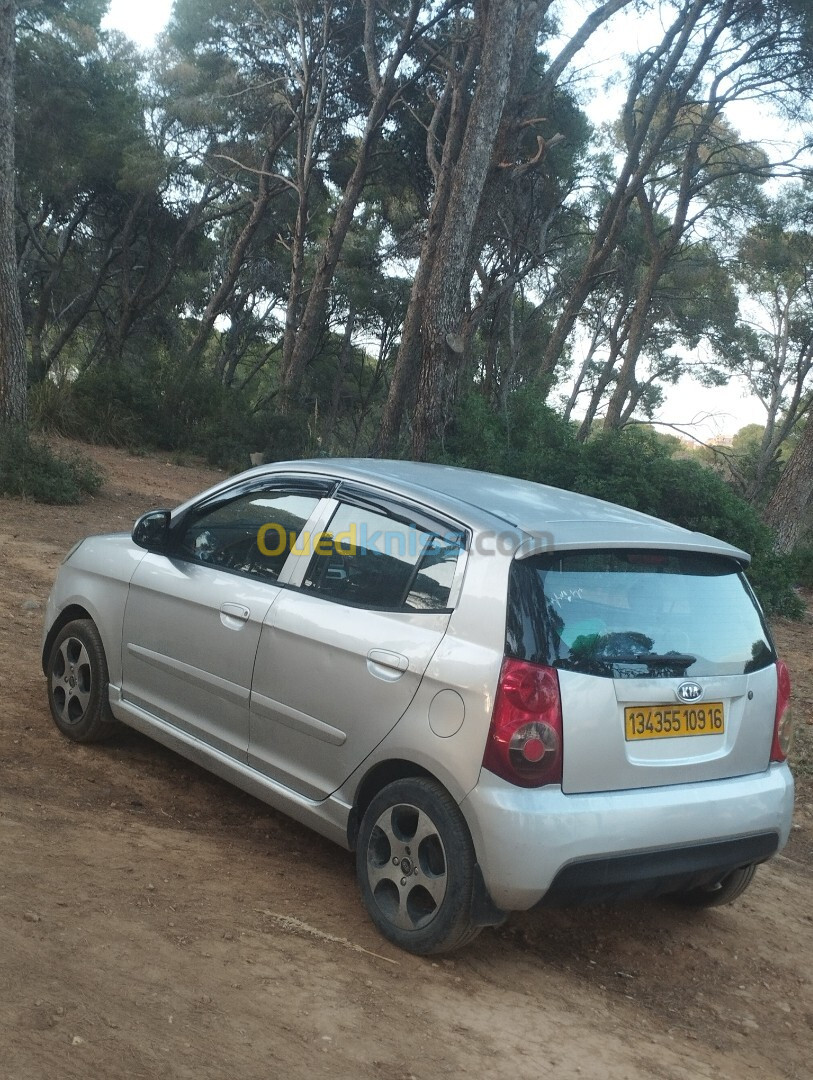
[121,483,327,758]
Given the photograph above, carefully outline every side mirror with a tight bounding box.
[132,509,172,552]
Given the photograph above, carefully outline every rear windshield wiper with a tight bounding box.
[601,653,697,667]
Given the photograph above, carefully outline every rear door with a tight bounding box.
[248,491,464,799]
[506,550,777,795]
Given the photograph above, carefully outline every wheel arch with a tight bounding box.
[42,604,94,674]
[347,758,435,850]
[350,762,507,938]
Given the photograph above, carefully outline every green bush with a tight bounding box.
[790,546,813,589]
[570,429,801,617]
[31,364,154,447]
[0,427,103,504]
[32,356,267,471]
[438,391,579,485]
[438,396,801,617]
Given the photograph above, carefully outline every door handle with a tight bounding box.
[366,649,409,680]
[220,603,250,628]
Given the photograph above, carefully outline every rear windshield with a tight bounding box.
[506,549,775,679]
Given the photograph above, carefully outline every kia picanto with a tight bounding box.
[42,460,795,953]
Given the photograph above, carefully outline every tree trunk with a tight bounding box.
[410,0,528,460]
[323,304,355,454]
[112,188,217,367]
[43,208,135,373]
[282,193,309,380]
[280,0,427,409]
[763,418,813,554]
[375,28,481,456]
[185,149,280,374]
[0,0,27,427]
[379,0,636,455]
[746,333,813,503]
[278,152,370,405]
[28,200,91,381]
[535,0,732,388]
[571,292,631,437]
[578,357,616,440]
[562,309,605,423]
[375,250,432,456]
[602,254,665,429]
[281,1,331,380]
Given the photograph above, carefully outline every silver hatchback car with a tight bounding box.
[42,460,795,953]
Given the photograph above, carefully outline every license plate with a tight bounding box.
[624,703,725,741]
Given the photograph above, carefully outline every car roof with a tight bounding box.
[244,458,751,564]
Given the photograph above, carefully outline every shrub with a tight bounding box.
[790,546,813,590]
[0,427,103,505]
[438,400,801,617]
[438,391,579,485]
[570,429,801,617]
[32,355,267,471]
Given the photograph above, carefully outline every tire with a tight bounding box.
[672,863,757,908]
[356,777,480,955]
[46,619,118,744]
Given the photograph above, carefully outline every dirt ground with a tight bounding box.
[1,440,811,1080]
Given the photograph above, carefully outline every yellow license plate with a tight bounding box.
[624,703,725,741]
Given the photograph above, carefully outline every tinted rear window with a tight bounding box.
[302,503,459,611]
[506,550,774,679]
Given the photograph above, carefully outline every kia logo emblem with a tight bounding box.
[677,682,703,703]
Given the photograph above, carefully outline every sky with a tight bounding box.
[100,0,791,442]
[102,0,173,48]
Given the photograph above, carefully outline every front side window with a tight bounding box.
[178,489,322,581]
[303,503,460,611]
[506,549,774,678]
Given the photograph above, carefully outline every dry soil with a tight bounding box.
[1,441,811,1080]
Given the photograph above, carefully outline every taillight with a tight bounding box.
[771,659,794,763]
[483,658,563,788]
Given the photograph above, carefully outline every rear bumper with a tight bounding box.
[459,763,794,911]
[537,832,778,905]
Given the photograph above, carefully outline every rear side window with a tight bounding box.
[506,549,775,679]
[302,503,460,611]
